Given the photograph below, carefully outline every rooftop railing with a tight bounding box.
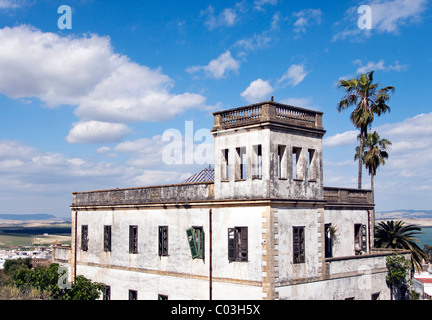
[213,101,324,131]
[323,187,373,205]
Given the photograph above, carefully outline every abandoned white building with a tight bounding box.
[53,100,409,300]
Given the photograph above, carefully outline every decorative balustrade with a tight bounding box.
[323,187,373,205]
[213,101,324,131]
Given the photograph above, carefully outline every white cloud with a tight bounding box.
[201,3,245,30]
[324,130,358,148]
[254,0,277,11]
[293,8,322,33]
[278,64,309,87]
[0,0,27,9]
[354,59,408,74]
[186,51,240,79]
[240,79,274,103]
[0,25,207,143]
[333,0,427,41]
[370,0,427,33]
[66,121,131,144]
[279,97,313,109]
[234,32,272,52]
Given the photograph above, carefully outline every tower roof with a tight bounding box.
[182,167,215,184]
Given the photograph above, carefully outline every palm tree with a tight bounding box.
[337,71,394,189]
[375,220,426,274]
[355,131,391,202]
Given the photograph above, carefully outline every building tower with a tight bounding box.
[212,100,326,201]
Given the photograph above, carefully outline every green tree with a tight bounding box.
[57,275,105,300]
[386,254,411,300]
[337,71,394,189]
[355,131,391,202]
[8,262,104,300]
[375,220,426,274]
[3,257,32,275]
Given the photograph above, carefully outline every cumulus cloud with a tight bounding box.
[186,51,240,79]
[240,79,274,103]
[0,25,207,142]
[278,64,309,87]
[66,121,131,144]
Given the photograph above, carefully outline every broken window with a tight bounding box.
[129,225,138,254]
[252,144,262,179]
[278,145,287,179]
[103,285,111,300]
[324,223,333,258]
[186,227,204,259]
[235,147,247,180]
[221,149,229,180]
[292,147,301,180]
[81,225,88,251]
[159,226,169,256]
[228,227,248,262]
[104,225,111,252]
[129,290,137,300]
[354,224,367,254]
[293,226,305,264]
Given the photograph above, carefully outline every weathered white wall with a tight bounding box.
[277,271,390,300]
[324,209,370,257]
[276,207,322,282]
[75,205,266,300]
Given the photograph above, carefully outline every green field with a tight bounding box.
[0,221,71,247]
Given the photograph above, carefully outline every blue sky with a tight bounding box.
[0,0,431,217]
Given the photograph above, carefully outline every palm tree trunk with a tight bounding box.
[371,173,374,203]
[358,134,363,189]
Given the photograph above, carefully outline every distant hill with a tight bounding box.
[0,214,59,221]
[376,210,432,220]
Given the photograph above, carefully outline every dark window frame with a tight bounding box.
[159,226,169,256]
[293,226,305,264]
[129,289,137,300]
[103,285,111,300]
[129,225,138,254]
[81,225,88,251]
[228,226,248,262]
[104,225,112,252]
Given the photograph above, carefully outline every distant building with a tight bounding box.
[54,100,409,300]
[413,265,432,300]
